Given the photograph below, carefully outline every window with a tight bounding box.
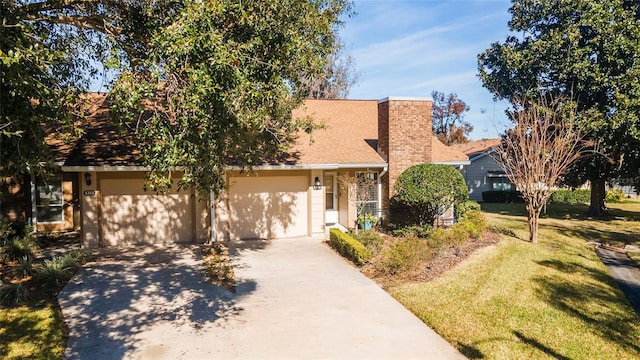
[491,177,514,192]
[355,171,379,216]
[324,174,335,210]
[36,175,64,223]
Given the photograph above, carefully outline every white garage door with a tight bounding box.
[229,176,308,239]
[101,178,193,246]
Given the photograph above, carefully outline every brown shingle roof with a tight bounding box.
[290,99,385,165]
[61,93,143,167]
[450,138,501,159]
[50,95,469,168]
[431,137,469,163]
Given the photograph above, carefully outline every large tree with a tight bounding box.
[431,91,471,145]
[1,0,351,195]
[478,0,640,216]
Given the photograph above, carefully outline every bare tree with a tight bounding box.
[301,41,361,99]
[494,96,584,242]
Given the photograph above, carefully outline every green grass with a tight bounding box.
[0,301,66,359]
[390,202,640,360]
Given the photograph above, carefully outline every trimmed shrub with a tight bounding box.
[379,236,432,275]
[392,164,469,226]
[353,230,384,255]
[455,200,481,220]
[329,229,371,266]
[550,189,590,204]
[482,190,523,203]
[14,255,34,278]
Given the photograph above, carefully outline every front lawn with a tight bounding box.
[389,202,640,360]
[0,301,66,359]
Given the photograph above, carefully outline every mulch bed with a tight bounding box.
[362,231,500,288]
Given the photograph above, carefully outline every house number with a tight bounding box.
[83,190,96,196]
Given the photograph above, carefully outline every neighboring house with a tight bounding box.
[2,96,468,248]
[451,139,513,201]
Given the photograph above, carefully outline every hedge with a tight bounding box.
[482,190,523,203]
[550,189,590,204]
[329,228,371,266]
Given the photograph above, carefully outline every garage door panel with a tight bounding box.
[101,179,193,246]
[229,176,308,239]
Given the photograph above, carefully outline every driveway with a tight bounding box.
[58,237,465,359]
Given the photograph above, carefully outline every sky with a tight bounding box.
[339,0,514,140]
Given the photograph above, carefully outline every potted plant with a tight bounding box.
[357,213,378,231]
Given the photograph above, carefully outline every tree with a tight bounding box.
[493,96,584,243]
[392,164,468,227]
[431,91,471,145]
[301,40,360,99]
[2,0,352,195]
[478,0,640,216]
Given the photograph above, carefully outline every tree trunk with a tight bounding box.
[588,177,607,216]
[527,210,540,243]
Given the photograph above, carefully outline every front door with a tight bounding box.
[324,173,338,225]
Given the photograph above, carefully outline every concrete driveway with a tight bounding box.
[58,237,465,359]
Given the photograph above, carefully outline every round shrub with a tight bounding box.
[392,164,469,226]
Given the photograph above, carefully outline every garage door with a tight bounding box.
[100,178,193,246]
[229,176,308,239]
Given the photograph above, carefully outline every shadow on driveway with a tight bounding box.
[58,245,246,359]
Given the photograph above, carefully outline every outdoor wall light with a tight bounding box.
[313,176,322,190]
[84,172,92,186]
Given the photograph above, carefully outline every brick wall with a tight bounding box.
[378,98,433,219]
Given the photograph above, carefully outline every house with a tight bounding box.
[2,96,469,248]
[450,139,512,201]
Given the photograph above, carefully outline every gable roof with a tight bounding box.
[51,95,469,169]
[450,138,501,160]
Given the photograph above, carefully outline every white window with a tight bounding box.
[491,177,514,192]
[36,175,64,223]
[355,171,379,216]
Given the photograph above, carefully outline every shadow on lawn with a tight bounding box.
[534,259,640,354]
[58,245,253,359]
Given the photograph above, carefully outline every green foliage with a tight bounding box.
[481,191,523,203]
[1,236,38,261]
[550,189,591,204]
[454,200,481,220]
[390,224,433,239]
[352,230,384,255]
[392,164,469,226]
[329,229,371,266]
[33,254,80,291]
[378,237,432,275]
[478,0,640,214]
[606,189,625,203]
[428,210,487,248]
[0,282,29,307]
[110,0,352,195]
[13,256,34,278]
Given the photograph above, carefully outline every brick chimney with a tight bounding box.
[378,97,433,215]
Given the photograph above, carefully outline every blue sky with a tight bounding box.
[339,0,513,139]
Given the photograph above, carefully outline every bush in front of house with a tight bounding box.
[352,230,384,255]
[550,189,590,203]
[455,200,481,220]
[481,190,523,203]
[329,228,371,266]
[389,224,433,239]
[378,236,433,275]
[1,236,39,261]
[392,164,469,226]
